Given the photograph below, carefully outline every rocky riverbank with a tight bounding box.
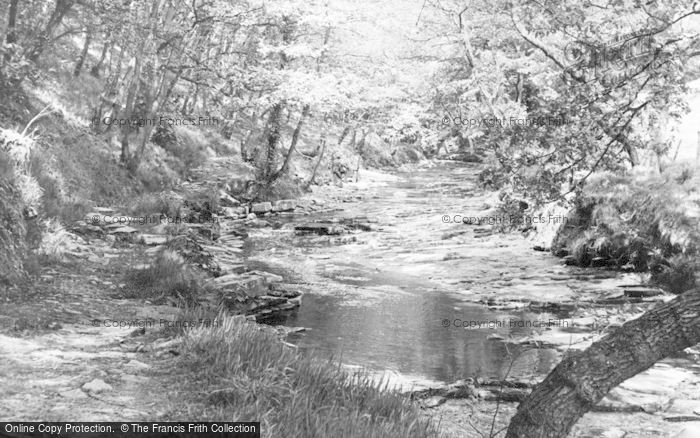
[3,157,699,437]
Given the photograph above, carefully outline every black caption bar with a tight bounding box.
[0,423,260,438]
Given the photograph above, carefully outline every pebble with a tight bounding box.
[82,379,113,394]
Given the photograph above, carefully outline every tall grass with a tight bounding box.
[173,313,436,438]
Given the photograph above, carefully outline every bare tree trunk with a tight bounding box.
[189,84,199,115]
[241,97,262,162]
[304,136,326,189]
[90,38,112,78]
[134,65,183,165]
[119,57,142,165]
[271,104,310,181]
[338,126,350,147]
[506,288,700,438]
[4,0,20,62]
[73,31,91,77]
[262,102,284,182]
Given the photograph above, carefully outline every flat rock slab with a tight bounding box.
[623,286,665,298]
[294,223,346,235]
[109,226,139,234]
[92,207,116,214]
[213,273,268,297]
[596,365,698,413]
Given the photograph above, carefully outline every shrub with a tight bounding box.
[152,124,210,175]
[129,192,183,219]
[122,250,209,305]
[32,218,77,265]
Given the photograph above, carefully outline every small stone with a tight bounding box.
[221,207,241,219]
[139,234,168,246]
[82,379,113,394]
[423,396,446,408]
[251,202,273,213]
[153,339,182,350]
[247,213,257,220]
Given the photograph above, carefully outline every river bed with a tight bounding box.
[241,161,654,386]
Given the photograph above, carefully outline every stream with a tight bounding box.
[241,161,643,386]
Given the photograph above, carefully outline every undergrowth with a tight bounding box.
[552,164,700,293]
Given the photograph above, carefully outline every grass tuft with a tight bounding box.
[169,313,436,438]
[122,249,209,305]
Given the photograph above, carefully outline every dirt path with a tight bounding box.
[0,218,182,421]
[1,325,167,421]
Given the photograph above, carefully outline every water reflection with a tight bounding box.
[248,162,575,383]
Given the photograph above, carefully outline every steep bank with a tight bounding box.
[550,165,700,294]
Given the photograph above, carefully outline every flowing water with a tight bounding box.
[243,161,634,386]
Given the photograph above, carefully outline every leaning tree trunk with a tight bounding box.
[271,104,310,181]
[262,102,284,182]
[73,31,91,77]
[506,288,700,438]
[304,136,326,189]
